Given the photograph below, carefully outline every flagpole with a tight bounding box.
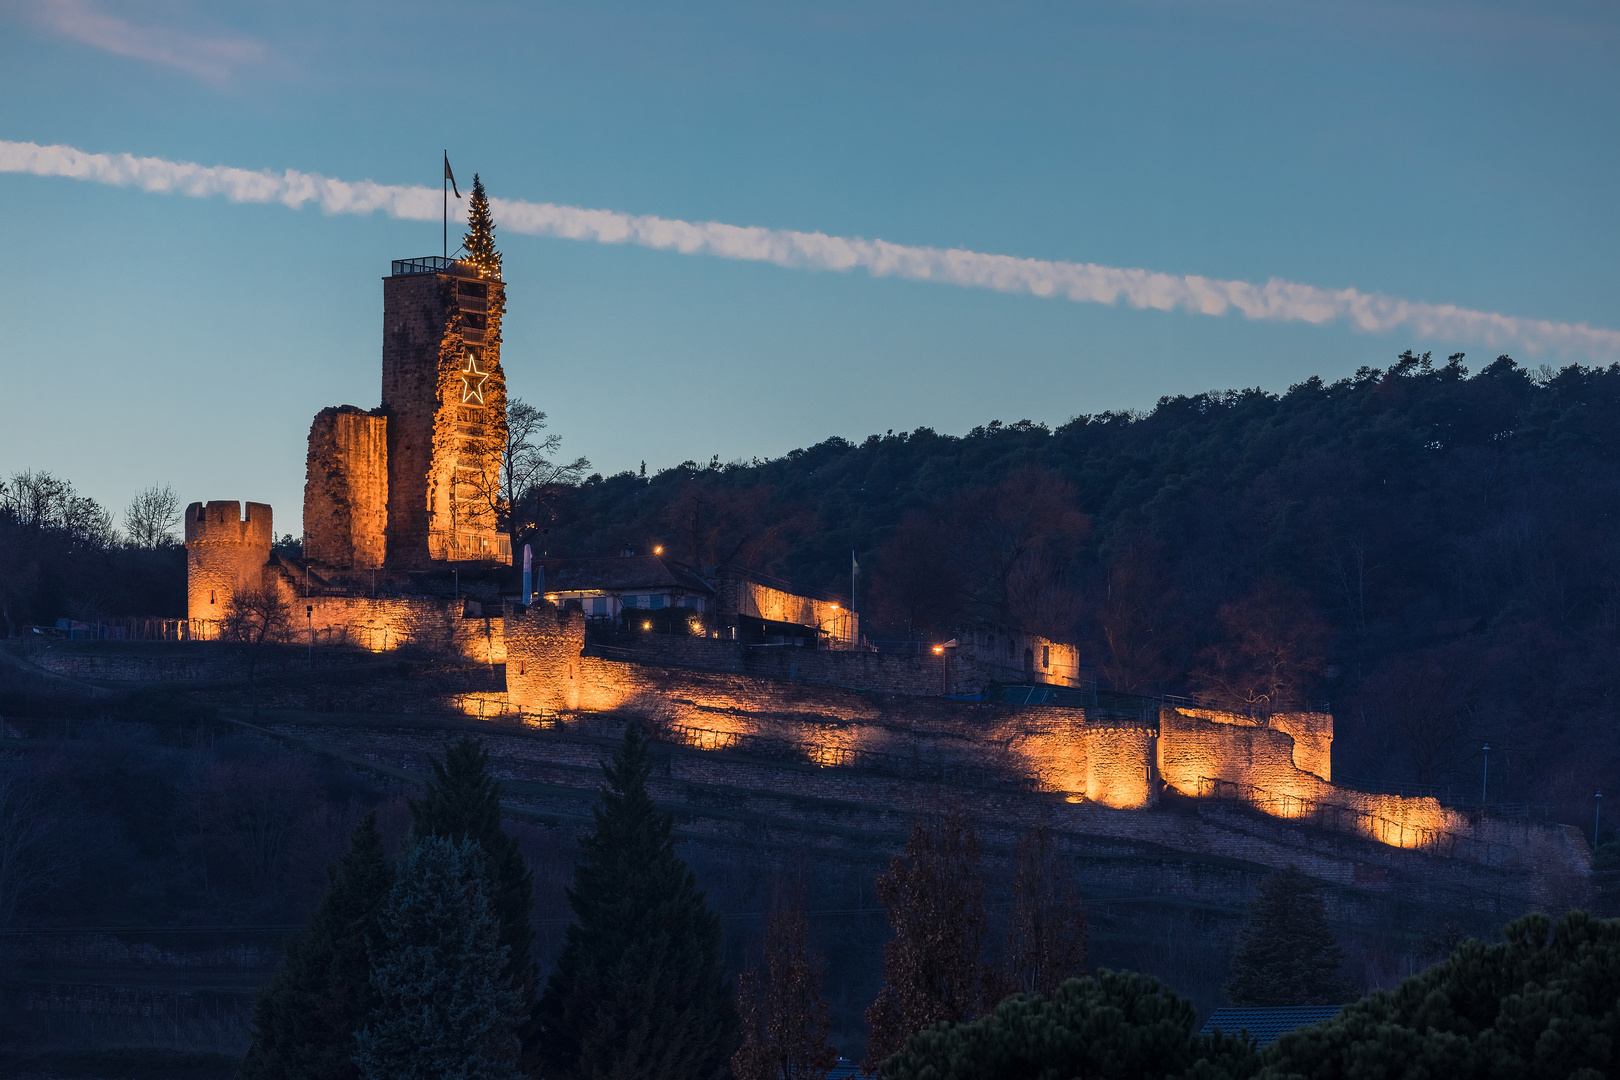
[442,149,448,259]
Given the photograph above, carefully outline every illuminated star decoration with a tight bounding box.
[460,352,490,405]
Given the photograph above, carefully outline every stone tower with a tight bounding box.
[380,257,509,568]
[185,500,272,625]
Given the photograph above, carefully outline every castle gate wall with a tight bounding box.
[262,588,505,664]
[303,407,388,569]
[184,501,272,632]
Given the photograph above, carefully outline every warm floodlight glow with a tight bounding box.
[642,621,652,630]
[653,545,663,555]
[932,645,944,655]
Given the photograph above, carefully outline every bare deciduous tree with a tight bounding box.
[484,398,590,554]
[0,470,115,547]
[0,768,75,927]
[221,586,292,717]
[864,806,995,1069]
[1192,576,1329,711]
[733,901,837,1080]
[123,483,182,549]
[1094,535,1181,693]
[1005,827,1088,996]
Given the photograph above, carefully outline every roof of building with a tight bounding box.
[538,555,714,596]
[1198,1006,1345,1045]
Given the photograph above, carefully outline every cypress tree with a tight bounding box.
[410,736,539,1066]
[354,835,523,1080]
[462,175,502,280]
[536,722,738,1080]
[240,813,392,1080]
[1224,866,1354,1006]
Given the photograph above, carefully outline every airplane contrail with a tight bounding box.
[4,138,1615,359]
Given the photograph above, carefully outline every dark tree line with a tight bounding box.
[537,353,1620,820]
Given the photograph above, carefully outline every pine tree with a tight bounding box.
[1224,866,1354,1006]
[462,175,502,280]
[863,806,994,1071]
[354,835,523,1080]
[410,736,539,1067]
[732,902,837,1080]
[536,722,738,1080]
[1004,827,1087,997]
[240,813,393,1080]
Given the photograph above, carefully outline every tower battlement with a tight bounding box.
[184,501,273,629]
[184,500,273,548]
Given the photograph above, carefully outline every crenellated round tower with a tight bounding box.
[185,500,273,633]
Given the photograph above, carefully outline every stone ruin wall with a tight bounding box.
[717,573,857,646]
[1156,707,1590,876]
[507,602,1157,810]
[184,500,273,630]
[303,407,388,570]
[500,602,1588,873]
[256,578,505,665]
[587,629,1081,698]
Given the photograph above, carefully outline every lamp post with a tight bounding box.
[933,644,946,694]
[1481,743,1491,805]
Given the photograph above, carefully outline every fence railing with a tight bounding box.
[26,618,199,642]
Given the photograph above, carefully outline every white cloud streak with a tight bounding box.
[24,0,266,83]
[3,138,1615,359]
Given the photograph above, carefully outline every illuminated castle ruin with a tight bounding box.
[184,236,1590,883]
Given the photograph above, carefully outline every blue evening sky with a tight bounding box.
[0,1,1615,534]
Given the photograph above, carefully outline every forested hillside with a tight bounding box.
[542,351,1620,820]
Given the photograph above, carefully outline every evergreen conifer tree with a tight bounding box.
[536,722,738,1080]
[1224,867,1353,1006]
[461,175,502,279]
[354,835,523,1080]
[410,736,539,1066]
[240,813,392,1080]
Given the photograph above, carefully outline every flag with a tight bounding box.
[444,153,461,198]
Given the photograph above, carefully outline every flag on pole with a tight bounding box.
[444,153,461,198]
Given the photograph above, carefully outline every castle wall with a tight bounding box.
[586,630,1065,698]
[303,407,388,570]
[1174,706,1333,782]
[955,627,1087,687]
[505,603,1157,807]
[259,582,504,664]
[184,501,272,632]
[716,572,856,645]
